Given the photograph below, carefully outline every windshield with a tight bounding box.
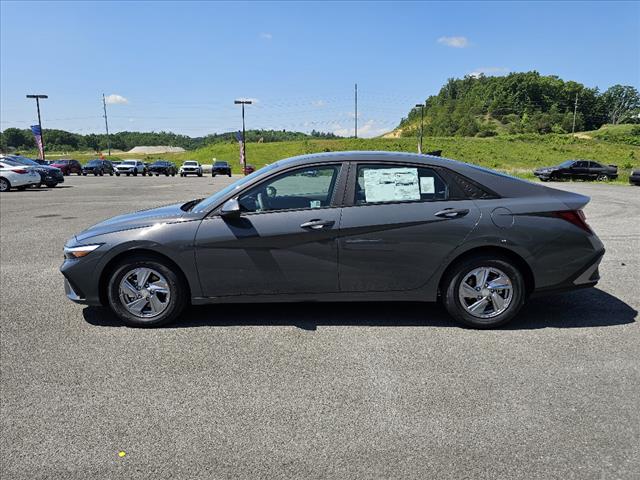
[557,160,575,168]
[214,162,228,166]
[192,163,280,213]
[54,160,69,164]
[10,157,38,165]
[1,159,21,166]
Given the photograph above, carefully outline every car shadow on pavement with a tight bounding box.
[83,288,636,330]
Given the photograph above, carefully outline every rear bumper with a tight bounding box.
[531,249,604,297]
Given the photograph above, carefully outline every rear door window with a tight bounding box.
[355,164,449,205]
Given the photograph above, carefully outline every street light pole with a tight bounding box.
[26,94,48,160]
[234,99,252,171]
[415,103,424,154]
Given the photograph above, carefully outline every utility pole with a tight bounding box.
[26,94,48,160]
[415,103,425,153]
[572,93,579,134]
[234,99,252,170]
[354,83,358,138]
[102,93,111,156]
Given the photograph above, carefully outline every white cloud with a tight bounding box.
[437,36,469,48]
[104,94,129,105]
[311,100,325,107]
[260,32,272,40]
[332,119,390,138]
[469,66,509,78]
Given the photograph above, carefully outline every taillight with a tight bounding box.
[554,210,592,233]
[14,169,28,174]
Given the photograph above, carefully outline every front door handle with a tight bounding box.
[300,219,335,230]
[434,208,469,219]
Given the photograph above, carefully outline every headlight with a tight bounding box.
[64,244,101,259]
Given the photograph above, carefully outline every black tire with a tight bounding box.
[33,182,42,188]
[228,173,232,177]
[0,177,10,192]
[596,174,609,182]
[94,170,98,176]
[83,172,87,176]
[133,171,138,176]
[198,172,203,177]
[45,182,57,188]
[212,173,217,177]
[106,255,188,327]
[115,172,120,176]
[99,170,104,176]
[64,171,69,176]
[109,172,113,176]
[442,255,526,329]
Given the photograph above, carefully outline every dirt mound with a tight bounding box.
[128,146,186,154]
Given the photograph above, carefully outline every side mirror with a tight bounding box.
[220,198,241,218]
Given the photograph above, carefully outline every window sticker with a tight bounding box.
[363,168,420,203]
[420,176,435,194]
[310,200,321,208]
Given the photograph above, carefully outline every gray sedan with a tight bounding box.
[61,151,605,328]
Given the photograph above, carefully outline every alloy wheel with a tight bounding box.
[458,266,513,319]
[118,267,171,319]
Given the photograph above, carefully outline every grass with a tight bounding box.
[22,132,640,184]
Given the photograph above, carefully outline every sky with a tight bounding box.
[1,0,639,138]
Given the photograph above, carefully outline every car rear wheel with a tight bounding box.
[442,255,525,328]
[107,256,188,327]
[1,178,11,192]
[596,174,609,182]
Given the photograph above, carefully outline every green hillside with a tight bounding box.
[397,72,639,138]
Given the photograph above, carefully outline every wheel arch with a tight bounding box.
[437,246,535,297]
[98,248,192,306]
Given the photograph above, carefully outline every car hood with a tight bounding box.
[75,202,201,242]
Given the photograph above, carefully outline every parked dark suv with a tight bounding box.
[82,159,115,176]
[212,161,232,177]
[50,159,83,176]
[148,160,178,176]
[534,159,618,182]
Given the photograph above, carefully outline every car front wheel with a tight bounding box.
[0,178,11,191]
[107,256,187,327]
[442,255,525,328]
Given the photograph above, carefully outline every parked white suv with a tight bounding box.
[179,161,203,177]
[115,160,147,176]
[0,159,41,192]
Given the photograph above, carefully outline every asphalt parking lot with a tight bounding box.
[1,175,639,479]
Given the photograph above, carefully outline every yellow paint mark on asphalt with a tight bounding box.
[118,451,126,458]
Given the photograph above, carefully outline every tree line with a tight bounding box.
[399,71,640,137]
[0,128,339,152]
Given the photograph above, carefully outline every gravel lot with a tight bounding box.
[1,175,639,479]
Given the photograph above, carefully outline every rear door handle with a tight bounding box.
[434,208,469,219]
[300,219,335,230]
